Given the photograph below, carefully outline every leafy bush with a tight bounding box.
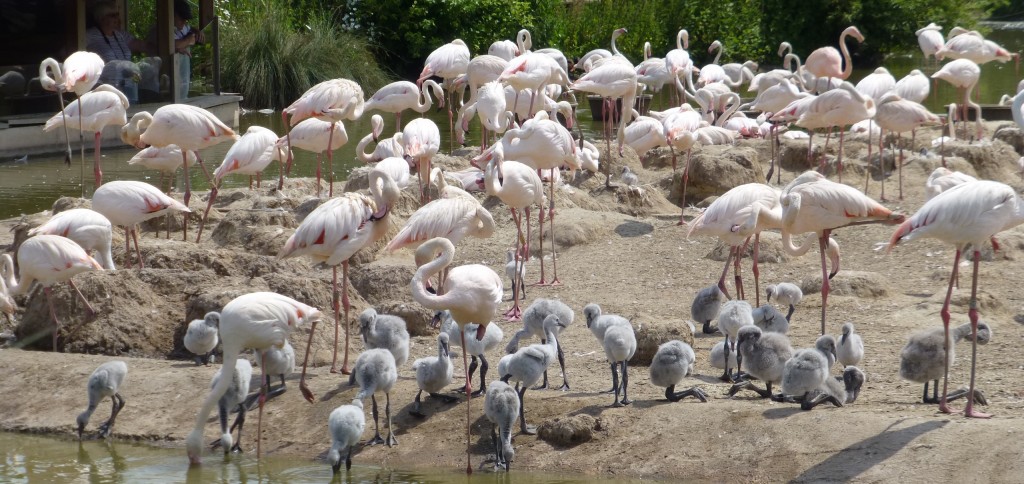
[220,1,389,108]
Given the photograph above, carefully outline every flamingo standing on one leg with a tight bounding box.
[43,84,128,189]
[932,59,982,141]
[0,235,103,350]
[418,39,471,153]
[804,26,864,91]
[201,126,282,231]
[409,237,502,474]
[39,52,104,194]
[278,169,400,374]
[185,292,322,465]
[780,171,904,335]
[127,145,196,193]
[480,143,544,319]
[92,180,191,268]
[364,79,444,131]
[874,93,940,200]
[281,78,365,192]
[887,180,1024,419]
[129,104,238,242]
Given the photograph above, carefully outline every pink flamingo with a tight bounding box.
[936,30,1015,65]
[282,78,365,189]
[385,196,494,257]
[664,29,693,101]
[780,171,903,335]
[804,26,864,88]
[409,237,502,474]
[797,82,875,181]
[43,84,128,188]
[356,114,404,164]
[185,292,322,465]
[623,114,667,157]
[932,59,982,140]
[127,145,196,193]
[418,39,470,151]
[275,118,347,197]
[873,93,940,200]
[481,143,544,319]
[887,180,1024,418]
[130,104,238,242]
[213,126,288,189]
[39,52,104,189]
[1,235,103,350]
[499,52,569,119]
[687,183,783,306]
[28,208,115,270]
[454,54,508,135]
[364,79,444,131]
[398,118,441,204]
[916,23,945,63]
[92,180,191,268]
[277,169,400,374]
[662,105,702,222]
[571,52,637,186]
[925,167,976,200]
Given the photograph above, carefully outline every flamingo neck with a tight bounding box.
[839,31,854,80]
[780,231,820,258]
[356,132,375,163]
[712,44,723,65]
[1,255,24,295]
[418,80,439,113]
[410,240,455,311]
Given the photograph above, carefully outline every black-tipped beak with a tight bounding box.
[442,339,450,358]
[332,461,342,474]
[430,311,442,328]
[828,269,838,280]
[702,321,718,334]
[78,424,84,440]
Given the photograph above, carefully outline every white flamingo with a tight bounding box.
[277,117,348,197]
[92,180,190,268]
[281,78,365,191]
[39,52,104,191]
[28,208,115,270]
[399,117,441,204]
[43,84,128,188]
[364,79,444,131]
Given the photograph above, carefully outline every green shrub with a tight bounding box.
[220,2,390,108]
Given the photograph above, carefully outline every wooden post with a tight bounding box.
[155,0,175,102]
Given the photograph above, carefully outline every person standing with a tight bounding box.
[170,0,204,100]
[85,1,148,103]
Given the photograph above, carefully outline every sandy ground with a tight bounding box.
[3,122,1024,481]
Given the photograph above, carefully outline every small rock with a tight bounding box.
[537,414,597,447]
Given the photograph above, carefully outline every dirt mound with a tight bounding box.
[630,313,695,366]
[705,232,789,264]
[537,414,599,447]
[530,208,615,255]
[942,139,1019,183]
[800,270,889,298]
[665,145,764,205]
[992,124,1024,156]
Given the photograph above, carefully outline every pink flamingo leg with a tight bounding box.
[341,261,352,374]
[522,206,532,261]
[504,208,524,320]
[181,151,192,242]
[837,129,845,183]
[192,153,217,243]
[717,246,734,299]
[752,233,761,307]
[735,236,753,301]
[938,249,961,414]
[256,359,266,458]
[817,230,832,335]
[327,122,336,197]
[315,153,323,198]
[535,198,547,285]
[298,318,318,403]
[283,112,295,176]
[123,227,133,269]
[461,331,473,475]
[131,227,144,269]
[93,132,103,187]
[678,149,692,225]
[964,249,992,418]
[548,170,561,286]
[68,279,95,317]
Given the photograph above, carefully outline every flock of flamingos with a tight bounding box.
[8,20,1024,475]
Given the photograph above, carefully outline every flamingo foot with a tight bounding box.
[938,400,959,414]
[549,278,562,286]
[964,405,992,419]
[300,381,315,404]
[503,305,522,321]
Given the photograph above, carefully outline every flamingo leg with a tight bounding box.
[283,112,295,176]
[315,152,322,198]
[256,359,266,458]
[735,237,751,301]
[879,128,887,202]
[504,208,523,320]
[898,132,904,200]
[341,261,352,374]
[962,249,992,418]
[817,230,832,335]
[535,195,547,285]
[45,286,60,351]
[938,249,961,414]
[52,88,74,187]
[181,151,192,242]
[461,331,473,475]
[752,233,761,306]
[678,149,692,225]
[299,318,318,403]
[193,153,217,243]
[837,128,844,183]
[717,246,734,299]
[123,226,132,269]
[522,206,531,261]
[78,100,86,192]
[68,279,95,316]
[327,122,336,197]
[93,132,103,188]
[548,170,561,286]
[131,227,144,269]
[864,121,873,194]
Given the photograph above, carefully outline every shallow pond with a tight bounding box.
[0,432,650,483]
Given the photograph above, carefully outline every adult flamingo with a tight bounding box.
[399,117,441,204]
[127,145,196,193]
[687,183,784,306]
[570,48,637,186]
[281,78,365,190]
[39,52,104,190]
[887,180,1024,418]
[662,104,702,221]
[499,52,570,120]
[385,196,495,259]
[92,180,191,268]
[894,69,930,104]
[804,26,864,89]
[623,114,667,157]
[43,84,128,188]
[664,29,693,100]
[916,23,945,63]
[131,104,238,242]
[185,292,322,465]
[780,171,903,334]
[200,126,283,230]
[932,59,982,140]
[278,118,349,198]
[28,208,115,270]
[873,93,940,200]
[418,39,471,152]
[935,30,1015,65]
[636,42,672,96]
[797,82,876,181]
[464,81,514,148]
[409,237,502,474]
[455,54,508,132]
[480,143,544,319]
[744,78,811,183]
[213,126,288,189]
[364,79,444,131]
[1,235,103,350]
[278,168,400,374]
[356,114,404,164]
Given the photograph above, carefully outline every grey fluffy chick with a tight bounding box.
[507,298,574,390]
[484,381,519,471]
[359,308,410,368]
[76,360,128,440]
[728,326,793,399]
[691,285,725,334]
[752,304,789,334]
[899,321,991,405]
[649,340,707,402]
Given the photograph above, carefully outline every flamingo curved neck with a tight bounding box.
[715,93,741,127]
[1,255,23,295]
[839,30,855,79]
[677,30,689,50]
[39,58,64,92]
[1011,90,1024,130]
[781,231,820,257]
[356,132,375,163]
[611,30,624,57]
[417,80,441,113]
[410,240,455,311]
[368,169,399,219]
[712,43,723,65]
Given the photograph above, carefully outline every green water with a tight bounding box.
[0,432,647,483]
[4,22,1024,220]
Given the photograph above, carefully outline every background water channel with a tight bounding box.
[3,24,1024,220]
[0,432,650,483]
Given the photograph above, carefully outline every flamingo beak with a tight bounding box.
[475,324,487,341]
